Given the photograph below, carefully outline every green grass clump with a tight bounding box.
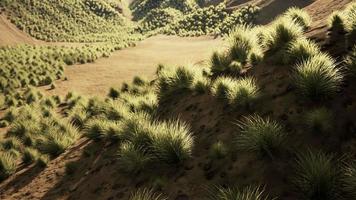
[328,11,346,34]
[129,188,166,200]
[209,141,228,160]
[0,152,17,180]
[108,87,120,99]
[118,142,152,173]
[294,53,343,100]
[346,46,356,75]
[65,161,79,175]
[264,18,304,56]
[22,148,40,164]
[234,115,286,158]
[293,150,343,200]
[283,7,312,30]
[152,120,194,164]
[285,38,321,64]
[208,185,270,200]
[211,77,260,107]
[0,120,9,128]
[305,108,333,134]
[157,65,209,99]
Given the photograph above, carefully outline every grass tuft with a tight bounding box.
[234,115,286,158]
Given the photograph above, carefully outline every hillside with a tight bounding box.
[1,0,356,200]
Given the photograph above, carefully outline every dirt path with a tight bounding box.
[43,35,223,97]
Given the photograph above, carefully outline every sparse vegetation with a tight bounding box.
[208,185,270,200]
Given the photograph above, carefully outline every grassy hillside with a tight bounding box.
[0,0,139,42]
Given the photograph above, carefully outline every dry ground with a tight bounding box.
[0,0,354,199]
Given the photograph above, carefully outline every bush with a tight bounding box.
[294,150,343,200]
[234,115,286,158]
[305,108,333,134]
[118,142,152,173]
[211,77,237,100]
[129,188,166,200]
[294,53,343,100]
[36,154,50,167]
[208,185,270,200]
[152,120,193,164]
[84,118,110,140]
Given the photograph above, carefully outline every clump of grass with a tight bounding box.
[118,142,152,174]
[22,147,40,164]
[208,185,270,200]
[84,118,109,141]
[328,11,346,34]
[152,120,194,164]
[108,87,120,99]
[305,108,333,134]
[294,150,343,200]
[2,137,22,150]
[284,38,321,64]
[283,7,312,30]
[264,18,304,54]
[65,161,79,175]
[227,77,260,108]
[211,77,260,107]
[0,120,9,128]
[36,154,50,167]
[209,141,228,160]
[0,152,17,179]
[211,77,236,100]
[129,188,166,200]
[234,115,286,158]
[342,161,356,198]
[294,53,343,100]
[346,46,356,75]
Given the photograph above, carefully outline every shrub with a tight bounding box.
[294,53,343,100]
[0,152,17,179]
[305,108,333,134]
[209,141,228,159]
[234,115,286,158]
[22,147,40,164]
[208,185,270,200]
[118,142,152,173]
[210,50,233,76]
[284,38,321,64]
[294,150,343,200]
[283,7,312,30]
[129,188,166,200]
[152,120,194,164]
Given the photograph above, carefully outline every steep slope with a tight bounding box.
[0,1,354,200]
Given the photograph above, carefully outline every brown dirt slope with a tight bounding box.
[0,0,354,200]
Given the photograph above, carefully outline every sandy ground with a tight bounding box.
[44,35,223,96]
